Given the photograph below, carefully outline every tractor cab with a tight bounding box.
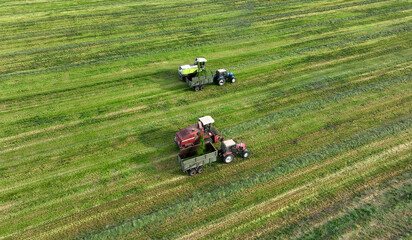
[198,115,214,132]
[219,139,249,163]
[175,116,222,149]
[221,139,237,153]
[216,69,227,76]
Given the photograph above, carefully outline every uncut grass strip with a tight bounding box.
[219,142,412,239]
[291,171,412,240]
[12,103,408,240]
[222,73,412,137]
[0,0,406,81]
[260,170,412,240]
[240,167,412,240]
[80,118,412,239]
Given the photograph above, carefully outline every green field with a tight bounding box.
[1,0,411,239]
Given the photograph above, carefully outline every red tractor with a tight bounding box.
[219,139,250,163]
[174,116,222,149]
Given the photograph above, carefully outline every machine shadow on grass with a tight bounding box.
[151,69,191,91]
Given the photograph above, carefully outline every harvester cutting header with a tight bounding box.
[178,58,236,91]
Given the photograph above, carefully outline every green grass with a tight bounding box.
[0,0,411,239]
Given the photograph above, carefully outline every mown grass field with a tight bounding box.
[1,0,411,239]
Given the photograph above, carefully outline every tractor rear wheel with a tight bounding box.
[188,168,197,176]
[218,79,225,86]
[223,154,234,164]
[197,166,204,174]
[242,150,250,158]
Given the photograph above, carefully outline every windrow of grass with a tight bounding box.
[1,0,411,239]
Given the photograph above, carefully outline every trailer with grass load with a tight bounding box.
[178,58,236,91]
[177,142,218,176]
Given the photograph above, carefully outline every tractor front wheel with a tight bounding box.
[218,79,225,86]
[223,154,234,164]
[242,150,250,158]
[188,168,197,176]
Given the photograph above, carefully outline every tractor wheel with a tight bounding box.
[188,168,197,176]
[242,150,250,158]
[223,154,234,164]
[231,78,236,83]
[197,166,204,174]
[205,138,212,144]
[194,86,200,91]
[218,79,225,86]
[200,85,204,90]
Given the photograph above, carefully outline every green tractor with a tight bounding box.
[178,58,236,91]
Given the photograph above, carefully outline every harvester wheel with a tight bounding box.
[188,168,197,176]
[194,86,200,91]
[223,154,234,164]
[197,166,204,174]
[218,79,225,86]
[231,78,236,83]
[242,150,250,158]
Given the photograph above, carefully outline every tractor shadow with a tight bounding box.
[138,127,176,149]
[152,69,194,92]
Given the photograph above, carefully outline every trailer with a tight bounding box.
[177,142,218,176]
[185,72,215,91]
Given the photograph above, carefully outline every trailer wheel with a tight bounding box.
[194,86,200,91]
[200,85,204,90]
[242,150,250,158]
[231,78,236,83]
[187,168,197,176]
[218,79,225,86]
[197,166,204,174]
[223,154,234,164]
